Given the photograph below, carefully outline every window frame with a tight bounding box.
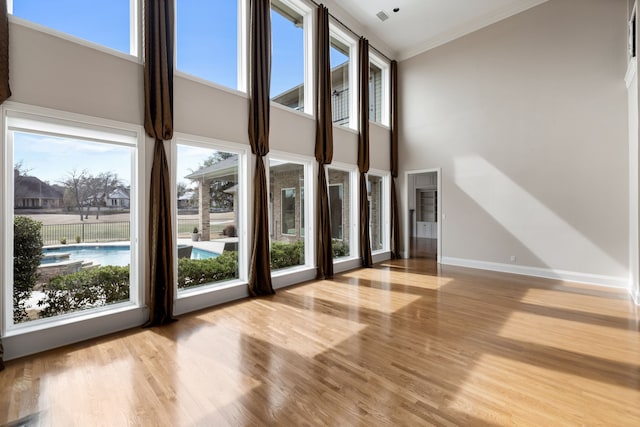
[174,0,248,94]
[270,0,314,116]
[268,150,315,272]
[328,22,358,130]
[171,133,249,300]
[367,169,390,254]
[1,102,145,335]
[326,162,358,261]
[369,52,390,127]
[7,0,141,59]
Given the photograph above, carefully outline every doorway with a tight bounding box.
[406,169,441,261]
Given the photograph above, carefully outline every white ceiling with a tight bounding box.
[337,0,550,60]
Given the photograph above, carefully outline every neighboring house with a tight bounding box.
[107,188,130,208]
[177,190,197,209]
[14,171,63,209]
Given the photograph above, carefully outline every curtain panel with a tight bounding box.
[358,37,373,267]
[315,4,334,279]
[143,0,176,326]
[390,60,400,259]
[248,0,275,296]
[0,0,9,370]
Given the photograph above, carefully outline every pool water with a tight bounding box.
[42,245,219,267]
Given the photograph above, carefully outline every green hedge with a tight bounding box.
[39,266,130,318]
[332,239,349,258]
[14,216,43,323]
[178,251,238,289]
[270,240,304,270]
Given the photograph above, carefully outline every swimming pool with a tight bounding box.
[42,245,219,267]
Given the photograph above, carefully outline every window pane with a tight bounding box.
[330,36,349,126]
[271,1,305,111]
[328,169,351,258]
[269,159,305,269]
[176,0,239,90]
[12,132,133,324]
[12,0,131,54]
[176,144,240,291]
[368,175,383,251]
[369,62,383,123]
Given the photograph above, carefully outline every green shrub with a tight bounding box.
[13,216,44,323]
[270,240,304,270]
[332,239,349,258]
[60,237,67,244]
[75,235,81,243]
[39,265,130,318]
[178,251,238,289]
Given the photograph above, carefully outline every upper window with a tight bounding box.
[369,53,390,126]
[176,0,246,91]
[8,0,138,56]
[174,139,245,293]
[3,107,143,329]
[270,0,312,114]
[329,25,356,128]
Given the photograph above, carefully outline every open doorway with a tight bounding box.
[406,169,441,261]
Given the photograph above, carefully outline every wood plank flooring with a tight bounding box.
[1,259,639,426]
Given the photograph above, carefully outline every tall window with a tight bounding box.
[175,140,244,292]
[368,174,385,252]
[4,107,142,328]
[269,156,310,270]
[328,167,354,259]
[369,54,390,126]
[329,26,355,128]
[270,0,311,113]
[9,0,137,56]
[176,0,245,91]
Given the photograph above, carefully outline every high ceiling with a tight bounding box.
[337,0,550,60]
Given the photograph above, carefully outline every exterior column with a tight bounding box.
[199,180,211,241]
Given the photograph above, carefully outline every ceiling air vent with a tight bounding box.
[376,11,389,22]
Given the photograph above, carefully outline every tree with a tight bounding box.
[61,169,90,221]
[13,216,43,323]
[91,172,121,219]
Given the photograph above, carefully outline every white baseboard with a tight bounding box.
[440,257,629,289]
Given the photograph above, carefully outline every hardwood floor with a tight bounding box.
[1,259,639,426]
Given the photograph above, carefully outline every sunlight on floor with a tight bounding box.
[453,156,625,275]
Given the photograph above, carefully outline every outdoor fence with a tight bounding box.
[40,219,227,245]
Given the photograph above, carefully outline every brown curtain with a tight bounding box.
[315,5,333,279]
[248,0,274,296]
[144,0,175,326]
[358,37,373,267]
[390,60,400,259]
[0,0,8,370]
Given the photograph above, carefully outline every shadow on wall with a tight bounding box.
[451,155,627,278]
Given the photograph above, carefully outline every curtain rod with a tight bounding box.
[306,0,393,62]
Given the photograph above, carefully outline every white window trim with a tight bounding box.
[7,0,141,60]
[171,132,249,303]
[271,0,314,116]
[329,22,358,131]
[1,102,146,337]
[269,150,316,270]
[369,52,390,127]
[367,169,391,254]
[327,161,359,261]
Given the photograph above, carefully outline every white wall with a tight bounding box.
[399,0,629,286]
